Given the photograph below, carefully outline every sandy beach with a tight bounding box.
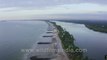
[24,21,69,60]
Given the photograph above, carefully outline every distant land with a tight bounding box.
[56,20,107,25]
[55,20,107,33]
[0,19,107,25]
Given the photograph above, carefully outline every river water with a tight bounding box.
[0,21,48,60]
[56,21,107,60]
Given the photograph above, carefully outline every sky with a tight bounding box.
[0,0,107,20]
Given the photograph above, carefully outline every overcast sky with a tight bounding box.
[0,0,107,20]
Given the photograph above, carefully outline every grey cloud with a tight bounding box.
[0,0,65,8]
[0,0,107,8]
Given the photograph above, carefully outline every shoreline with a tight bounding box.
[23,21,89,60]
[85,25,107,33]
[51,21,89,60]
[47,21,69,60]
[24,21,69,60]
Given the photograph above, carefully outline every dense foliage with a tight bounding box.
[85,25,107,33]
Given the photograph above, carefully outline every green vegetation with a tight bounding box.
[51,22,88,60]
[85,25,107,33]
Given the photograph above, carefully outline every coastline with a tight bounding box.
[23,21,107,60]
[51,21,89,60]
[47,21,69,60]
[24,21,69,60]
[85,25,107,33]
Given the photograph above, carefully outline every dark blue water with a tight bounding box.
[0,21,48,60]
[56,21,107,60]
